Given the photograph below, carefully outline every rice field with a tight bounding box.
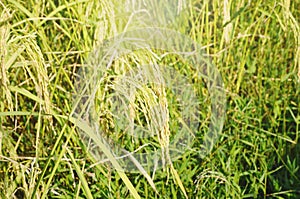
[0,0,299,198]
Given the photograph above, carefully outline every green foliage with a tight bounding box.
[0,0,299,198]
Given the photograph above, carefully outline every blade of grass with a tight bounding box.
[69,117,141,199]
[66,147,93,199]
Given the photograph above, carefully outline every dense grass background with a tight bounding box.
[0,0,299,198]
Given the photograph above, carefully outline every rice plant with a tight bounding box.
[0,0,299,198]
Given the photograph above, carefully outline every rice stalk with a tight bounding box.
[23,38,52,116]
[281,0,300,83]
[0,3,13,112]
[223,0,232,45]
